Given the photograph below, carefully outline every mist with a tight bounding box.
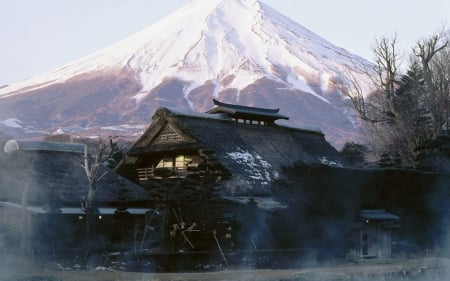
[2,143,450,280]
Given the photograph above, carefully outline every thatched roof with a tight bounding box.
[0,141,149,207]
[119,107,346,196]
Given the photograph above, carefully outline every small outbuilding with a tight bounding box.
[350,209,400,259]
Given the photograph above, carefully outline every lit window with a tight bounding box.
[156,155,192,168]
[175,155,192,167]
[156,157,173,168]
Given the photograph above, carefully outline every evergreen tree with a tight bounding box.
[387,60,429,166]
[340,142,368,168]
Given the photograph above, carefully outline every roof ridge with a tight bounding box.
[211,99,280,113]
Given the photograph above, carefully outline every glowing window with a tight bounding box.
[156,157,173,168]
[156,155,192,168]
[175,155,192,167]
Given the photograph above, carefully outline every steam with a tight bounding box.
[2,141,450,280]
[426,177,450,257]
[0,141,45,278]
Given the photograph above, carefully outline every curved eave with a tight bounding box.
[207,108,289,121]
[211,99,281,114]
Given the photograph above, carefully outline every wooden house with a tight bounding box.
[1,139,149,209]
[0,100,356,266]
[117,99,346,200]
[115,100,348,257]
[0,140,150,255]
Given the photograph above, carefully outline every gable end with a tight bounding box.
[154,125,185,144]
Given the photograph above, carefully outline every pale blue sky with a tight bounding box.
[0,0,448,85]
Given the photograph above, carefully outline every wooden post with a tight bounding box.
[213,229,228,267]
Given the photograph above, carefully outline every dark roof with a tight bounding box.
[120,107,346,196]
[0,143,149,207]
[360,209,401,221]
[220,196,287,211]
[0,202,151,215]
[206,99,289,121]
[4,140,85,154]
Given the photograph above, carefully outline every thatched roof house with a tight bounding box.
[117,101,346,202]
[0,140,149,213]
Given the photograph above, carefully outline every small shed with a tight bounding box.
[350,209,400,259]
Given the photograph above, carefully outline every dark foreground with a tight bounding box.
[1,256,449,281]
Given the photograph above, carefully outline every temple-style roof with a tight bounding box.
[206,99,289,125]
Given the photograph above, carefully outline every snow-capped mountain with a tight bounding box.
[0,0,375,148]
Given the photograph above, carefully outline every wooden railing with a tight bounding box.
[136,167,191,181]
[136,167,153,181]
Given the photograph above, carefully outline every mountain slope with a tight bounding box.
[0,0,375,148]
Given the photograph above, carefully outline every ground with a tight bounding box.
[1,255,449,281]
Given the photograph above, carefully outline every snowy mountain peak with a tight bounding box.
[0,0,376,148]
[0,0,373,99]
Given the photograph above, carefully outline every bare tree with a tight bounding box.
[80,137,125,211]
[337,35,402,124]
[335,35,404,165]
[336,72,392,125]
[373,34,402,115]
[413,27,449,135]
[79,137,124,258]
[336,29,450,168]
[432,44,450,131]
[81,141,113,211]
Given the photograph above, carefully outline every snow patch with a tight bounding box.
[0,118,23,128]
[318,156,343,167]
[320,71,332,92]
[211,79,221,98]
[226,148,276,185]
[286,71,330,104]
[51,128,66,135]
[132,92,148,104]
[183,82,200,110]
